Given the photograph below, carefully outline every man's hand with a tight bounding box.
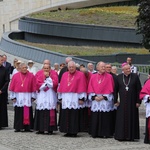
[79,100,84,105]
[12,98,16,103]
[0,90,2,94]
[136,103,140,108]
[114,102,120,107]
[95,96,104,102]
[31,98,35,102]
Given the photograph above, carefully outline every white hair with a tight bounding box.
[68,61,76,67]
[112,66,117,70]
[76,63,80,68]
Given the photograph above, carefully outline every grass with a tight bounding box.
[16,40,148,56]
[24,6,148,56]
[29,6,138,28]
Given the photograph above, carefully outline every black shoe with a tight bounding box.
[98,136,104,138]
[7,102,9,104]
[24,129,33,132]
[36,131,44,134]
[47,131,53,135]
[104,136,112,138]
[92,136,97,138]
[14,129,20,132]
[71,134,77,137]
[64,133,71,137]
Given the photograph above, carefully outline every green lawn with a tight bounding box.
[29,6,138,28]
[17,40,148,56]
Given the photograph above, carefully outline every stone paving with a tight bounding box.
[0,49,150,150]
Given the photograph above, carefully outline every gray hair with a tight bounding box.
[65,57,72,64]
[19,62,27,68]
[87,63,93,67]
[68,61,76,67]
[76,63,80,68]
[96,61,105,68]
[112,66,117,70]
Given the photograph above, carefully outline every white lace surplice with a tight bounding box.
[143,95,150,118]
[88,93,115,112]
[10,92,36,107]
[58,93,87,109]
[36,77,58,110]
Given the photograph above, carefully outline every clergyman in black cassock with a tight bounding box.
[114,63,141,141]
[0,56,9,129]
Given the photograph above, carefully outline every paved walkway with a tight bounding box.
[0,49,149,150]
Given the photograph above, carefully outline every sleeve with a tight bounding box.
[143,95,149,106]
[136,75,142,104]
[51,72,58,91]
[31,92,37,99]
[1,69,10,93]
[45,77,53,88]
[39,82,47,90]
[103,94,113,102]
[88,93,96,101]
[58,93,62,100]
[78,93,87,101]
[114,76,119,104]
[8,63,12,75]
[10,91,16,100]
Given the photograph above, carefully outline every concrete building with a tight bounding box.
[0,0,133,38]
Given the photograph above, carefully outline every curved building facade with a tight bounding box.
[0,0,136,38]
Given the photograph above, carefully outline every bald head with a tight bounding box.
[43,59,50,65]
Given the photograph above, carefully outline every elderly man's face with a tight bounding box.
[20,65,28,74]
[123,65,131,75]
[68,64,76,74]
[2,56,7,62]
[88,64,94,71]
[98,62,106,74]
[43,65,50,72]
[54,64,59,70]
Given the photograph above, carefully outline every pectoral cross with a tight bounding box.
[125,86,129,91]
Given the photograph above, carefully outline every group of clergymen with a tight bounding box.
[0,54,150,144]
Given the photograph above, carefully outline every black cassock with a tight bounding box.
[0,66,9,128]
[114,73,141,141]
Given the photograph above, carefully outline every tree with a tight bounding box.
[136,0,150,50]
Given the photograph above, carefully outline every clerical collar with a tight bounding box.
[123,73,131,77]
